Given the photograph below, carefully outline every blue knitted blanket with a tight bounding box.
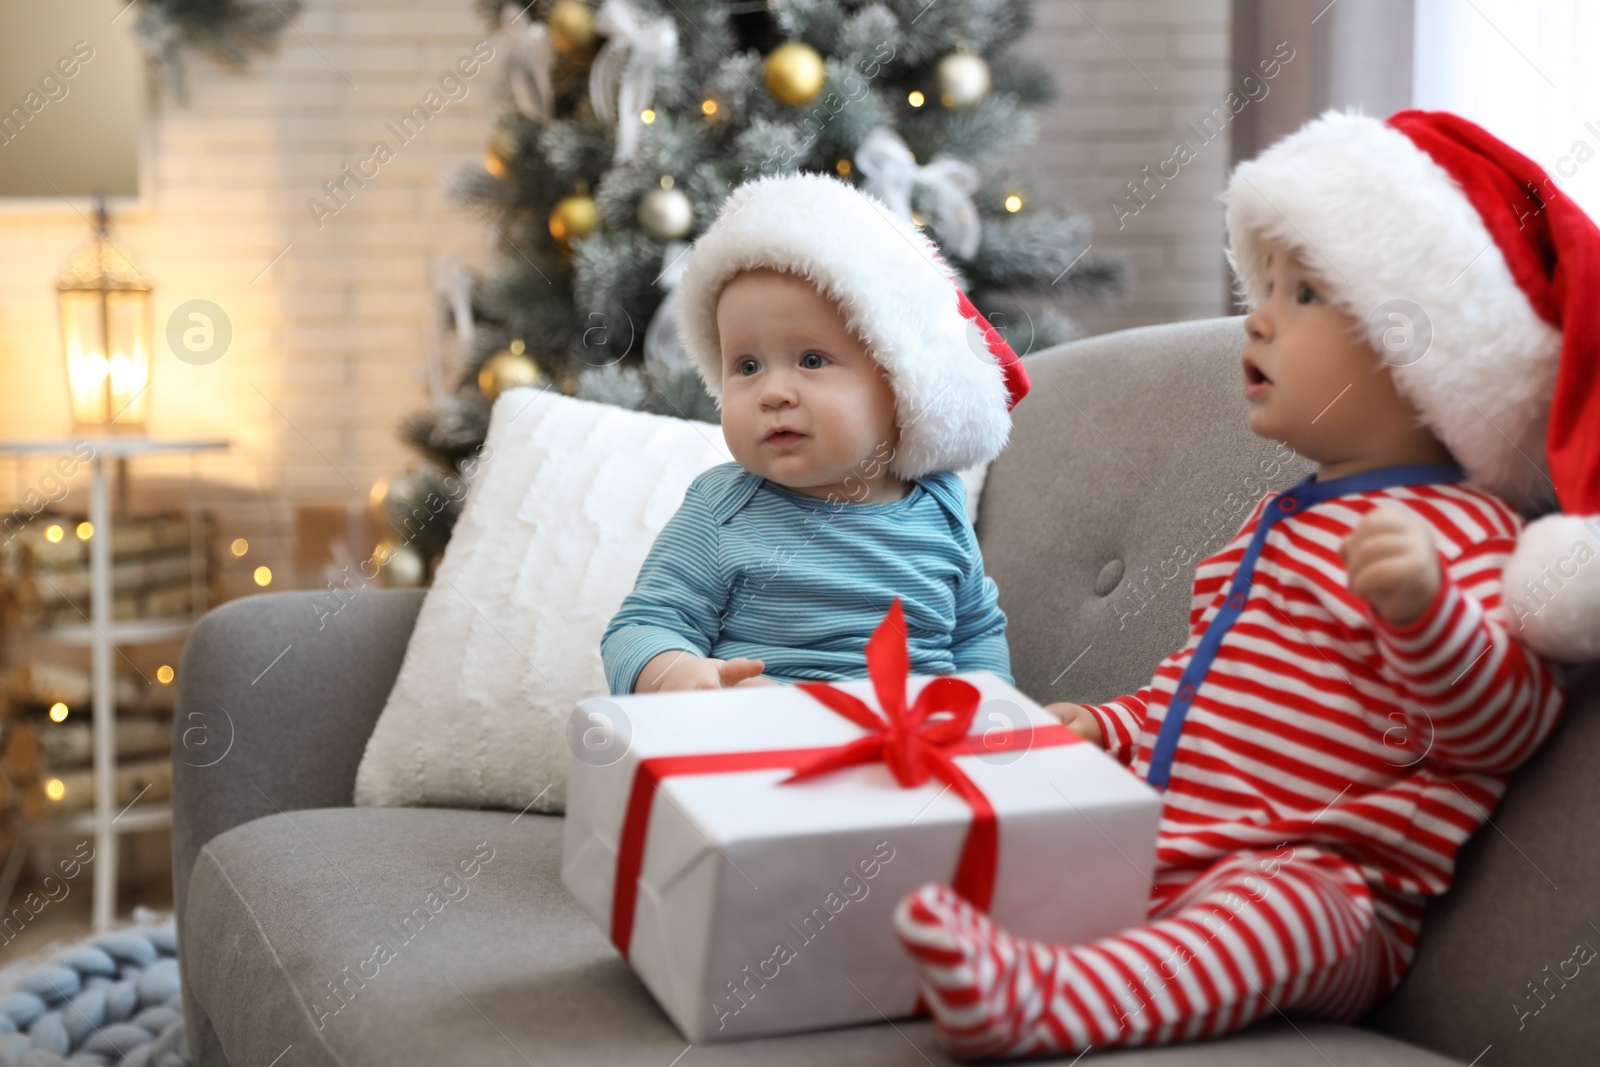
[0,921,186,1067]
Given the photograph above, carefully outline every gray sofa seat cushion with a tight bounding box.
[184,806,1466,1066]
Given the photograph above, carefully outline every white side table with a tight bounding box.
[0,437,228,930]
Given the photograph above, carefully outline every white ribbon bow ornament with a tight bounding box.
[854,126,983,259]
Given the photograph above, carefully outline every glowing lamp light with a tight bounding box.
[230,537,249,557]
[45,779,66,801]
[1005,195,1023,212]
[253,565,273,587]
[49,702,69,722]
[57,198,152,432]
[45,524,64,543]
[908,90,925,107]
[76,521,93,540]
[640,108,656,124]
[156,665,175,684]
[700,98,717,116]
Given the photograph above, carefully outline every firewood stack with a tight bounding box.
[2,662,177,821]
[0,512,215,629]
[0,510,213,827]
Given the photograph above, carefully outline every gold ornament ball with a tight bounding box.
[547,0,596,56]
[375,540,427,588]
[764,41,826,107]
[638,186,693,239]
[550,191,599,249]
[937,51,992,108]
[478,339,544,402]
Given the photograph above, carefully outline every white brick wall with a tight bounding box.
[1018,0,1234,337]
[0,0,497,588]
[0,0,1235,589]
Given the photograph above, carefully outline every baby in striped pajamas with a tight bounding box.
[893,109,1585,1057]
[601,173,1033,696]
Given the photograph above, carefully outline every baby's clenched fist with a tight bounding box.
[1340,505,1442,627]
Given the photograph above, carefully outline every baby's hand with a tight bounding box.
[638,650,767,692]
[1340,505,1442,626]
[1044,702,1105,749]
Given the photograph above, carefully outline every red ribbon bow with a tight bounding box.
[787,598,984,789]
[785,597,1004,911]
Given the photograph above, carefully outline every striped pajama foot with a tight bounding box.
[892,852,1405,1059]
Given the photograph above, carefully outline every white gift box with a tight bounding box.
[561,670,1161,1042]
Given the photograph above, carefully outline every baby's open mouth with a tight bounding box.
[1243,357,1272,386]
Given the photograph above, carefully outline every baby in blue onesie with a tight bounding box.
[601,172,1031,695]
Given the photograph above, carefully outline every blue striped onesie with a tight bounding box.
[601,462,1012,694]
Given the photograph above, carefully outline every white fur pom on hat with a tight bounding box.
[1224,108,1600,662]
[674,171,1030,482]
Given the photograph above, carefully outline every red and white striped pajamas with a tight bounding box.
[894,468,1566,1058]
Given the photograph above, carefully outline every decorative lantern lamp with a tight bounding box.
[57,198,153,431]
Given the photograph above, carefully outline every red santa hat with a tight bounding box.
[1225,108,1600,662]
[675,171,1030,482]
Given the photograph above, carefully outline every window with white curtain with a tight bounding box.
[1414,0,1600,219]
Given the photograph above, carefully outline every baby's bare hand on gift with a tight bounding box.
[717,658,770,687]
[1044,702,1105,749]
[1341,505,1442,626]
[639,652,768,692]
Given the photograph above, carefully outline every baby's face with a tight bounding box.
[1240,241,1425,465]
[715,268,904,501]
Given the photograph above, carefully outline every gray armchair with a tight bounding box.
[172,318,1600,1066]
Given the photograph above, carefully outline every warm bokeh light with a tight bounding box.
[156,665,175,684]
[76,521,93,540]
[253,565,273,587]
[230,537,249,557]
[49,702,69,722]
[700,98,717,116]
[641,109,656,124]
[908,90,925,107]
[45,779,65,801]
[836,159,852,176]
[1005,195,1023,212]
[45,525,64,543]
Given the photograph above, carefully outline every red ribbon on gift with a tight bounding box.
[609,598,1077,959]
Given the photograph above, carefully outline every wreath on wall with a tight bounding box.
[133,0,303,99]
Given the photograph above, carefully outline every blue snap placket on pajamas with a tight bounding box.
[1142,463,1468,791]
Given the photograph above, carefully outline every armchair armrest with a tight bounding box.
[170,588,425,922]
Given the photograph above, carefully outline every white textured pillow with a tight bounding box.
[354,388,733,814]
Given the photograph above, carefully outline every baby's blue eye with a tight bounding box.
[1296,282,1319,305]
[801,352,826,369]
[738,358,759,376]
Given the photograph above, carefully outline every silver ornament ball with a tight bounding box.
[638,187,694,239]
[937,51,992,108]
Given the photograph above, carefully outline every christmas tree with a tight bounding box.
[379,0,1122,567]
